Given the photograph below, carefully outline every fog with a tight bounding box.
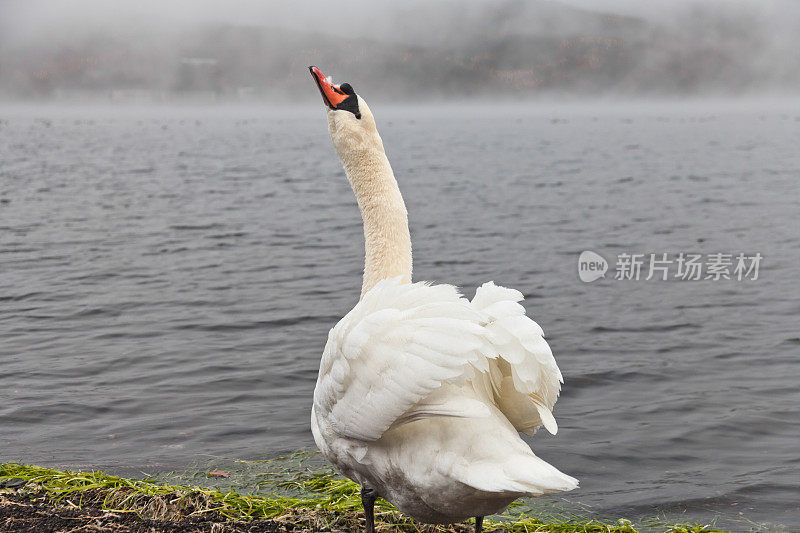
[1,0,799,102]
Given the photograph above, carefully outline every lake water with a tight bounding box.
[1,101,798,530]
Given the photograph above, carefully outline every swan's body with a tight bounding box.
[308,66,577,529]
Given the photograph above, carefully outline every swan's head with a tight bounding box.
[309,66,383,155]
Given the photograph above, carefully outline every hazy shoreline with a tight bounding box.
[2,95,800,118]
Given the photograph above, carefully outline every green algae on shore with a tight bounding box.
[1,460,729,532]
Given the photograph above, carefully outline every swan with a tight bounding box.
[307,66,578,533]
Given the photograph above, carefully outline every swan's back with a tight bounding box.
[315,278,564,439]
[312,278,576,521]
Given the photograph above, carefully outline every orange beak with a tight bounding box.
[309,66,349,109]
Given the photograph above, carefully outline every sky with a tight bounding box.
[2,0,797,43]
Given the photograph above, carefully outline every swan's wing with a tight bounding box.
[314,278,566,442]
[314,278,492,442]
[470,281,563,435]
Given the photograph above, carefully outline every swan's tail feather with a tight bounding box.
[505,455,579,494]
[456,454,579,495]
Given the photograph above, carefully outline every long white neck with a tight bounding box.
[337,139,412,297]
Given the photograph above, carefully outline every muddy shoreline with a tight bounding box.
[0,490,295,533]
[0,462,735,533]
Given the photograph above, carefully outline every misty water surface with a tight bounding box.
[1,101,798,529]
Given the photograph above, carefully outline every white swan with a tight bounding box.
[308,66,578,533]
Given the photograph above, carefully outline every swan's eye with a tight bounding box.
[340,83,355,95]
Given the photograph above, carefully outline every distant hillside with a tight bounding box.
[0,0,797,100]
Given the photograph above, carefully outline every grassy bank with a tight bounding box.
[0,461,728,532]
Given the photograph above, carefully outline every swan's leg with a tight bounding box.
[475,516,484,533]
[361,486,377,533]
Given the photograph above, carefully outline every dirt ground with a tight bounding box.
[0,490,302,533]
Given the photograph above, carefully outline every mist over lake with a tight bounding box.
[3,0,800,102]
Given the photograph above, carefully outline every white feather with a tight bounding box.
[312,278,575,517]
